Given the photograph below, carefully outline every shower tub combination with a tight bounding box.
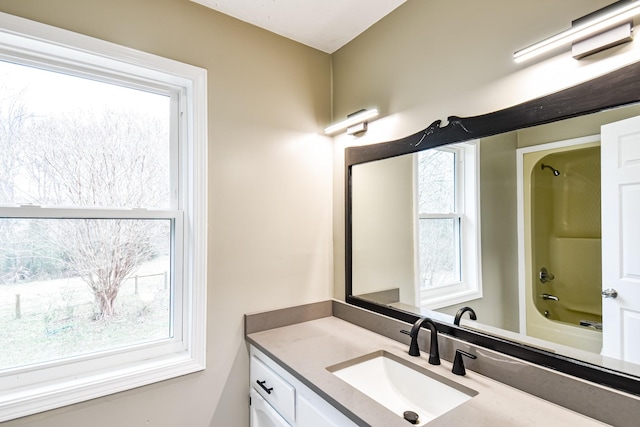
[519,138,603,353]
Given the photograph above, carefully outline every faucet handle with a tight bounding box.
[452,349,477,376]
[400,329,421,356]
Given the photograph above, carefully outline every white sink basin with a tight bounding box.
[328,351,477,426]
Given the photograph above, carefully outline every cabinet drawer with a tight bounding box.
[250,355,295,422]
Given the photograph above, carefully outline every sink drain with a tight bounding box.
[403,410,419,425]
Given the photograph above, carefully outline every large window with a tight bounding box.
[416,141,481,309]
[0,13,207,421]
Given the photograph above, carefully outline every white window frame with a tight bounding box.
[414,141,482,309]
[0,12,207,422]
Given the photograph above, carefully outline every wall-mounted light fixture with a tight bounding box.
[514,0,640,63]
[324,108,379,136]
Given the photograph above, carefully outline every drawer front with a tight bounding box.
[250,355,296,422]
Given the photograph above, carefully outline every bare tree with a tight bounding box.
[21,109,170,319]
[46,218,162,318]
[25,109,169,208]
[0,81,35,284]
[0,83,31,203]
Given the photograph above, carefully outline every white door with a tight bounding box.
[601,116,640,363]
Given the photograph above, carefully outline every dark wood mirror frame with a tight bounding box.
[345,60,640,396]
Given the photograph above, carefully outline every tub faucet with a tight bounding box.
[407,317,440,365]
[454,306,477,326]
[542,293,559,301]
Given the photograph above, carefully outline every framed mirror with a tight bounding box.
[345,60,640,396]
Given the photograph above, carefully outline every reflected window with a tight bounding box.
[416,141,481,309]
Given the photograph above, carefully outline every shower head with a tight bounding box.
[541,163,560,176]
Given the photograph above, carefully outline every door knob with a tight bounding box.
[602,288,618,299]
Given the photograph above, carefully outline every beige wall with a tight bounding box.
[332,0,640,303]
[0,0,332,426]
[351,155,415,302]
[518,104,640,147]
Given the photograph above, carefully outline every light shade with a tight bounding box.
[324,108,379,135]
[514,0,640,63]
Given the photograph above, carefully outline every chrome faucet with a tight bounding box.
[407,317,440,365]
[542,293,559,301]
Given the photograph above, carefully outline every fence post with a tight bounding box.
[15,294,21,319]
[134,275,139,295]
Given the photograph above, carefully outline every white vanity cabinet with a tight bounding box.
[249,345,358,427]
[250,388,291,427]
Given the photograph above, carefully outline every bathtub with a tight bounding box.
[519,137,603,353]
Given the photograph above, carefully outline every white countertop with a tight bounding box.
[246,316,610,427]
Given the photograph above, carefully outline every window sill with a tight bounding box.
[1,351,205,422]
[420,287,483,310]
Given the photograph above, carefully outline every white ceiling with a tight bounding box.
[192,0,407,53]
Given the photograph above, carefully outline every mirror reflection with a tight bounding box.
[351,103,640,377]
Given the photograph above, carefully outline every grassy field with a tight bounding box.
[0,257,170,370]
